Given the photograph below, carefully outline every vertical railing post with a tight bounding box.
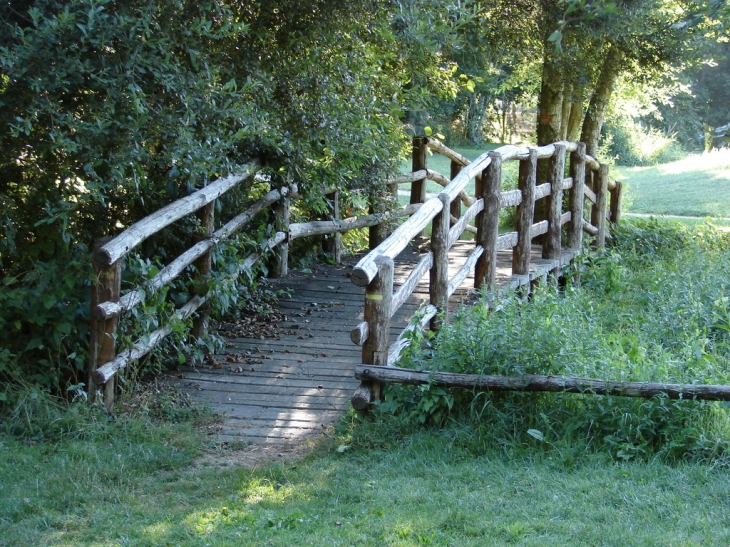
[323,190,342,264]
[512,148,538,294]
[609,181,623,226]
[567,143,586,251]
[191,201,215,340]
[593,164,609,248]
[474,151,502,291]
[273,192,290,276]
[89,238,122,411]
[449,160,463,225]
[351,256,394,411]
[543,144,566,278]
[411,137,428,239]
[430,193,451,331]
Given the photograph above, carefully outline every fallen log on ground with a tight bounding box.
[355,365,730,401]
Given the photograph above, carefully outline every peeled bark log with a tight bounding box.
[355,365,730,401]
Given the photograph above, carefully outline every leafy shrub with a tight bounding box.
[602,115,688,166]
[379,221,730,463]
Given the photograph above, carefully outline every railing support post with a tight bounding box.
[411,137,428,238]
[609,180,623,226]
[513,148,538,294]
[192,201,215,340]
[474,151,502,291]
[323,190,342,264]
[430,193,451,331]
[352,256,394,411]
[273,193,290,276]
[89,238,122,411]
[543,144,566,278]
[567,143,586,251]
[593,164,609,248]
[449,160,463,224]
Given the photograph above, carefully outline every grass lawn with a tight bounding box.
[3,418,730,547]
[614,149,730,218]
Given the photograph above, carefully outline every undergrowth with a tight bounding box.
[377,219,730,464]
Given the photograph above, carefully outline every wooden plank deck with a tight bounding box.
[166,242,577,445]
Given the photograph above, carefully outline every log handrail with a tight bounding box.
[350,137,621,410]
[88,162,421,409]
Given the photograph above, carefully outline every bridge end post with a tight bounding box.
[609,181,623,226]
[89,237,122,411]
[592,164,610,248]
[191,201,215,341]
[430,193,451,332]
[352,256,394,411]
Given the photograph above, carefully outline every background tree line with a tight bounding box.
[0,0,727,396]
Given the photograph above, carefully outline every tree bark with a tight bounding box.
[580,44,626,157]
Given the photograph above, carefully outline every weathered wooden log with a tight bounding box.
[594,164,609,248]
[532,220,549,237]
[350,321,369,346]
[543,144,566,264]
[427,138,471,166]
[500,189,523,208]
[288,204,416,240]
[584,185,597,204]
[513,149,538,277]
[560,211,571,226]
[496,231,519,251]
[448,199,484,248]
[322,191,342,263]
[95,188,286,320]
[447,246,483,297]
[356,255,395,408]
[94,295,206,385]
[273,194,290,277]
[191,201,215,340]
[430,194,451,331]
[583,220,599,236]
[351,198,443,286]
[562,177,574,190]
[567,143,586,250]
[534,182,552,201]
[450,215,479,236]
[389,170,428,185]
[450,161,463,223]
[94,160,261,268]
[355,365,730,401]
[474,152,502,290]
[609,180,623,225]
[94,232,286,385]
[88,238,122,409]
[411,137,428,207]
[392,252,433,316]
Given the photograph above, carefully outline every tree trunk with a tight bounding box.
[580,45,626,157]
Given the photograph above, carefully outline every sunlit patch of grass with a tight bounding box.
[615,148,730,217]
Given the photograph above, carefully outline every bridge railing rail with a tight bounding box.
[349,138,623,410]
[88,160,418,410]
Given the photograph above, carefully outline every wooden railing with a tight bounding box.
[348,138,623,410]
[88,160,417,410]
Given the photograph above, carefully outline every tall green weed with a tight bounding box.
[380,220,730,463]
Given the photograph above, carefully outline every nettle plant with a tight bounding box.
[380,221,730,462]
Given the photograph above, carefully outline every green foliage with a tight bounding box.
[602,115,688,166]
[381,220,730,463]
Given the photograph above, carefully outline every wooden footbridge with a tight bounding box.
[88,138,622,445]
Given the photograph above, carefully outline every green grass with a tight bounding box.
[3,416,730,546]
[615,149,730,218]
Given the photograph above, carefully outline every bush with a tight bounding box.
[379,221,730,463]
[602,115,688,166]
